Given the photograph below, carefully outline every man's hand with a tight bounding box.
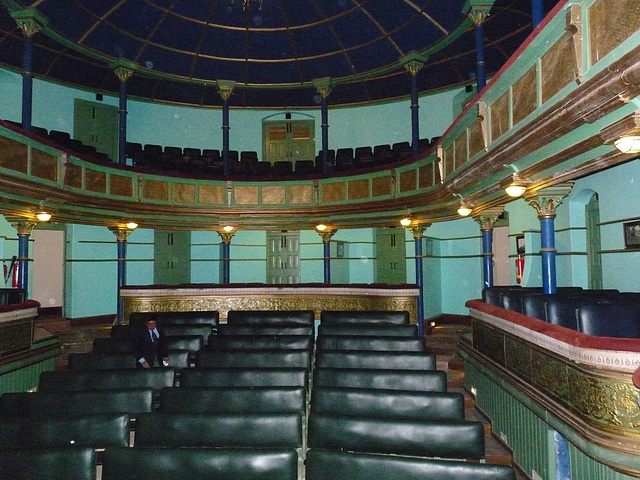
[141,360,151,369]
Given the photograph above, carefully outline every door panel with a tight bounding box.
[266,231,300,284]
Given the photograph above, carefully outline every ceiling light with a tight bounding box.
[223,225,234,232]
[36,212,51,222]
[457,204,472,216]
[125,222,138,230]
[614,135,640,154]
[505,173,529,197]
[400,218,412,227]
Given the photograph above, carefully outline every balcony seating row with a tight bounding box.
[0,288,27,305]
[482,285,640,338]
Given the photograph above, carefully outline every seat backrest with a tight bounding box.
[179,367,308,389]
[130,311,219,327]
[311,387,464,421]
[482,286,521,306]
[313,368,447,392]
[227,310,314,327]
[308,414,485,459]
[68,353,137,370]
[38,369,176,393]
[163,325,213,344]
[92,337,133,354]
[0,414,130,449]
[577,302,640,338]
[164,335,203,352]
[135,412,302,448]
[320,310,409,325]
[102,447,298,480]
[159,386,306,414]
[167,349,190,369]
[315,350,435,370]
[196,349,311,370]
[317,323,418,337]
[216,324,313,336]
[0,447,97,480]
[23,389,154,417]
[521,293,550,320]
[545,296,607,330]
[207,335,313,351]
[305,449,516,480]
[316,336,424,352]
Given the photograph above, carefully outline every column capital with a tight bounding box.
[473,207,504,231]
[11,9,48,37]
[217,80,237,101]
[400,52,427,77]
[217,231,235,244]
[524,182,574,219]
[313,77,334,99]
[108,226,134,242]
[464,0,495,26]
[409,223,431,240]
[110,59,138,83]
[317,230,337,243]
[6,216,38,236]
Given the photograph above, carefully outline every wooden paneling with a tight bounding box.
[262,185,286,205]
[199,185,225,205]
[0,138,28,173]
[173,183,195,203]
[512,66,537,126]
[322,182,345,202]
[589,0,640,65]
[65,163,83,189]
[143,179,169,201]
[234,186,259,205]
[31,150,57,181]
[399,169,416,193]
[490,92,510,142]
[85,169,107,194]
[348,179,369,200]
[110,174,133,197]
[372,175,393,196]
[541,31,575,103]
[289,184,313,204]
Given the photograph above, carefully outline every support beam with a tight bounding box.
[217,80,236,177]
[109,226,136,324]
[111,60,136,165]
[473,207,504,289]
[217,229,235,284]
[314,77,334,175]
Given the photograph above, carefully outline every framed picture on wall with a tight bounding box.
[623,221,640,249]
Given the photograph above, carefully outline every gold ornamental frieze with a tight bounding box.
[467,302,640,447]
[121,286,418,323]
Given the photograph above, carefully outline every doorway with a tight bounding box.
[266,231,300,284]
[32,229,65,314]
[586,192,603,289]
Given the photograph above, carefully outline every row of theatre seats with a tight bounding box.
[125,138,439,178]
[2,120,111,163]
[0,309,517,479]
[483,285,640,338]
[0,288,26,306]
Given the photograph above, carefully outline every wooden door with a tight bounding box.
[375,227,406,284]
[73,99,119,161]
[263,120,315,164]
[266,231,300,284]
[154,230,191,285]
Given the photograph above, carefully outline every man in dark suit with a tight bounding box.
[134,317,171,368]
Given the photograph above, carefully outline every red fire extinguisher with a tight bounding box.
[12,260,19,288]
[515,255,524,284]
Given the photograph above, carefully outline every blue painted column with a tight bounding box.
[525,183,573,295]
[474,209,503,289]
[217,81,236,177]
[13,13,44,131]
[21,35,33,131]
[531,0,544,29]
[403,58,423,157]
[317,228,336,284]
[467,6,491,93]
[314,78,334,174]
[407,224,429,336]
[109,226,135,324]
[218,230,235,284]
[8,219,37,293]
[111,61,135,165]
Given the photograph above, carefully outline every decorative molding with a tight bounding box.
[217,80,237,101]
[524,182,574,219]
[566,3,584,84]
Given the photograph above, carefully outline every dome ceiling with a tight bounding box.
[0,0,561,107]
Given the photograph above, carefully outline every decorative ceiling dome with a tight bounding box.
[0,0,560,107]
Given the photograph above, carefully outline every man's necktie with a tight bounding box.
[151,331,158,343]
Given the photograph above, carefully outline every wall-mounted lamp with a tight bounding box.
[125,222,138,230]
[400,218,412,227]
[601,111,640,154]
[457,203,473,216]
[222,225,234,232]
[315,224,328,231]
[36,212,51,222]
[505,173,529,197]
[614,135,640,154]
